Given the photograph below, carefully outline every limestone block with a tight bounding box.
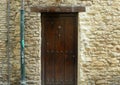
[96,80,107,84]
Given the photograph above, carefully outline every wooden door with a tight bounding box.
[41,13,78,85]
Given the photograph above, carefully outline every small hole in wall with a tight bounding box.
[116,47,120,51]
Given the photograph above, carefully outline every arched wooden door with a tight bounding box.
[41,13,78,85]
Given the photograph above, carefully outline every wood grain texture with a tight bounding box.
[31,6,85,12]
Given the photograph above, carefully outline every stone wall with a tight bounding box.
[78,0,120,85]
[0,0,8,84]
[0,0,120,85]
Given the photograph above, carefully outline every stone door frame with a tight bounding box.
[31,6,86,85]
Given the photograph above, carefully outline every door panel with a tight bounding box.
[41,13,78,85]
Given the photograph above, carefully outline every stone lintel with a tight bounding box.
[31,6,86,12]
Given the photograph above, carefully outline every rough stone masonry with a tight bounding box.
[0,0,120,85]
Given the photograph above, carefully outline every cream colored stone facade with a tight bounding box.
[0,0,120,85]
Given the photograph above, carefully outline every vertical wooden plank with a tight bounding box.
[44,16,56,85]
[41,13,45,85]
[54,17,65,85]
[64,16,75,85]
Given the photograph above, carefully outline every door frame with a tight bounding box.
[41,12,78,85]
